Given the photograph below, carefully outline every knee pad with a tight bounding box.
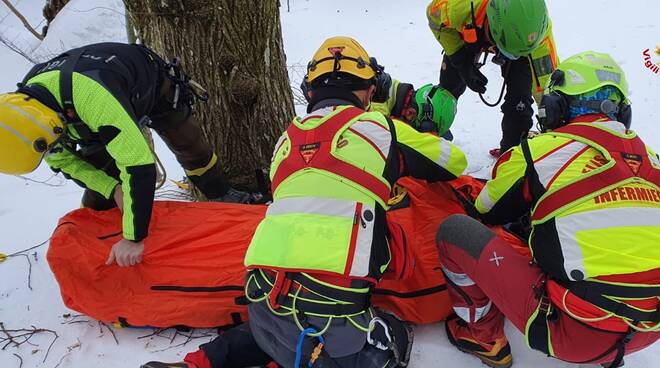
[436,214,494,260]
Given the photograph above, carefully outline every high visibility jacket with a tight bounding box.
[245,102,466,291]
[370,79,415,120]
[476,116,660,332]
[20,43,161,241]
[426,0,559,102]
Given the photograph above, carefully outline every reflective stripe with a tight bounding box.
[592,121,626,134]
[308,106,334,117]
[349,203,376,277]
[0,121,31,145]
[454,301,493,323]
[266,197,356,218]
[650,152,660,168]
[442,266,475,287]
[437,140,452,167]
[0,102,57,140]
[535,141,587,187]
[272,134,287,158]
[476,185,496,212]
[532,55,555,77]
[556,207,660,281]
[349,121,391,160]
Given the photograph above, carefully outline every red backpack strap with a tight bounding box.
[272,107,375,195]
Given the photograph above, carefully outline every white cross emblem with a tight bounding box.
[489,252,504,267]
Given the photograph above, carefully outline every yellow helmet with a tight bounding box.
[0,93,64,175]
[306,36,376,84]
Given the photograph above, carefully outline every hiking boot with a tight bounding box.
[445,316,513,368]
[141,362,190,368]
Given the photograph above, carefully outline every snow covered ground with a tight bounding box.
[0,0,658,367]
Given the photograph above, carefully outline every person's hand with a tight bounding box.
[106,238,144,267]
[459,63,488,94]
[448,47,488,94]
[113,184,124,212]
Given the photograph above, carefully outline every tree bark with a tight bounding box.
[123,0,294,189]
[42,0,70,36]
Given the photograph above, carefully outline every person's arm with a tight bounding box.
[72,72,156,242]
[475,146,532,225]
[370,79,400,116]
[529,18,559,104]
[45,146,119,199]
[394,118,466,182]
[427,0,469,56]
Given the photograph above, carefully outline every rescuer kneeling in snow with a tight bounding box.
[142,35,468,368]
[436,51,660,368]
[0,43,252,267]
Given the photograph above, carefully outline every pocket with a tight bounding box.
[382,220,414,281]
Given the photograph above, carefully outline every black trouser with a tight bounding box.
[440,55,534,153]
[198,323,274,368]
[81,70,229,210]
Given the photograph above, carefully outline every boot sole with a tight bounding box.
[445,321,513,368]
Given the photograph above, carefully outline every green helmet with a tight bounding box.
[549,51,629,99]
[413,84,457,135]
[538,51,632,131]
[487,0,549,59]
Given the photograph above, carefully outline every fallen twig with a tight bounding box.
[12,353,22,368]
[98,321,119,345]
[0,323,59,363]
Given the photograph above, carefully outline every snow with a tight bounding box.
[0,0,658,367]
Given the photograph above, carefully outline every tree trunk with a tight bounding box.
[123,0,294,189]
[42,0,71,36]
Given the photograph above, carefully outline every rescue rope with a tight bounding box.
[294,327,325,368]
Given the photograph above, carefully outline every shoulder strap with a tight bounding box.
[59,50,85,120]
[520,138,546,203]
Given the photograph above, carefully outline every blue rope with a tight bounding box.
[294,327,326,368]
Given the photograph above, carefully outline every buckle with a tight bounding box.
[539,294,551,314]
[367,317,392,351]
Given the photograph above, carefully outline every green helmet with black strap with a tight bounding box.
[413,84,457,136]
[487,0,549,59]
[538,51,632,132]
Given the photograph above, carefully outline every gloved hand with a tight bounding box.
[106,238,144,267]
[448,47,488,94]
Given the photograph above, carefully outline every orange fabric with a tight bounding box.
[374,177,529,324]
[48,177,529,328]
[48,201,265,328]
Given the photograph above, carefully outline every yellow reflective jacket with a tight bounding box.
[477,120,660,282]
[246,102,467,282]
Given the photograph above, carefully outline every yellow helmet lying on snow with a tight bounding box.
[0,93,64,175]
[306,36,377,84]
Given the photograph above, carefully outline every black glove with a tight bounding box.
[448,47,488,94]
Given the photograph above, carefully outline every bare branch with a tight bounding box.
[1,0,44,40]
[0,34,37,64]
[0,323,59,363]
[98,321,119,345]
